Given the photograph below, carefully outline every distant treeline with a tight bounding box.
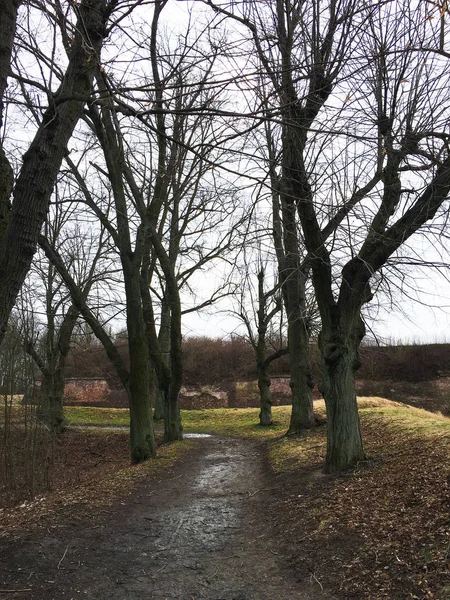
[65,337,450,386]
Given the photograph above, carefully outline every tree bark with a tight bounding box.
[319,316,365,473]
[163,293,183,442]
[37,368,66,434]
[0,0,18,239]
[287,313,314,434]
[257,361,272,426]
[124,268,156,462]
[280,199,315,433]
[154,297,170,421]
[0,0,108,344]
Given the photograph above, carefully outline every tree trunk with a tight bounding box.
[163,382,182,443]
[128,335,156,462]
[154,298,170,421]
[125,269,156,462]
[319,318,365,473]
[280,200,315,433]
[0,0,108,345]
[154,388,164,421]
[37,369,66,434]
[287,315,315,434]
[163,288,183,443]
[163,299,183,442]
[0,0,17,239]
[257,363,273,426]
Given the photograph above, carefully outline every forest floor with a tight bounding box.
[0,399,449,600]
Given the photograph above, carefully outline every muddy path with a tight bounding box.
[0,437,332,600]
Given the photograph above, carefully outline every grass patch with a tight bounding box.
[64,406,130,427]
[268,427,327,472]
[64,405,295,437]
[182,406,292,437]
[267,396,450,475]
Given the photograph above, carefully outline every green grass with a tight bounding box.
[65,396,450,437]
[14,398,450,468]
[64,404,294,437]
[64,406,130,427]
[182,406,291,437]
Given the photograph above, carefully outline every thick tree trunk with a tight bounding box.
[37,369,66,434]
[163,382,182,442]
[125,272,156,463]
[287,316,315,434]
[0,0,17,239]
[128,336,156,462]
[319,318,365,473]
[257,363,273,426]
[280,199,315,433]
[154,388,165,421]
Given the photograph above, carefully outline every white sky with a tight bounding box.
[182,290,450,344]
[9,0,450,347]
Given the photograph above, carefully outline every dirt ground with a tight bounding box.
[0,436,334,600]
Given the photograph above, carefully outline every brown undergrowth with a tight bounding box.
[0,430,193,535]
[269,398,450,600]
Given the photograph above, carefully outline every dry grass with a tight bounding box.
[268,397,450,600]
[0,435,194,535]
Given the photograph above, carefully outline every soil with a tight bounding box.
[0,437,334,600]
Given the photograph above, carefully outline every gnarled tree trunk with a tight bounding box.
[319,316,365,473]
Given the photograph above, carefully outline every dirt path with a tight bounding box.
[0,436,332,600]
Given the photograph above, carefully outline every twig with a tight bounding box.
[310,572,324,591]
[248,487,275,497]
[269,548,279,555]
[57,544,69,570]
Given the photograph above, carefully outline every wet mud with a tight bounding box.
[0,437,330,599]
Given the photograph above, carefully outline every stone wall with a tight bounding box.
[63,378,110,406]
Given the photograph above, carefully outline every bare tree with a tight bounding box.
[76,2,242,443]
[205,0,450,472]
[20,201,111,434]
[234,260,288,426]
[0,0,125,344]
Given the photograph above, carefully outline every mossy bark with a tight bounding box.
[126,272,156,463]
[153,388,165,421]
[162,300,182,442]
[282,200,314,433]
[287,315,315,434]
[163,383,182,442]
[37,370,66,434]
[319,318,365,473]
